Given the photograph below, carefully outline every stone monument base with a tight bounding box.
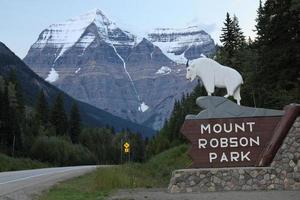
[168,117,300,193]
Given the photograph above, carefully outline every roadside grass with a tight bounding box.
[39,144,191,200]
[39,172,109,200]
[0,153,49,172]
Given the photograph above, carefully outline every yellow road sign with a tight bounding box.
[124,148,130,153]
[123,142,130,149]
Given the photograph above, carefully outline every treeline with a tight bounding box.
[0,72,146,165]
[216,0,299,108]
[0,71,24,157]
[145,83,206,157]
[147,0,300,156]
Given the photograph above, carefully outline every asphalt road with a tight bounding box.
[0,165,98,200]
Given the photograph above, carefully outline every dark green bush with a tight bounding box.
[30,136,96,166]
[0,153,49,172]
[79,128,115,164]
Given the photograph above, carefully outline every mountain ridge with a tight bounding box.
[0,41,155,136]
[23,8,215,130]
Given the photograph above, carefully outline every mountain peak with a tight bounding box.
[63,8,114,29]
[30,8,125,62]
[78,8,114,27]
[85,8,103,15]
[140,38,153,45]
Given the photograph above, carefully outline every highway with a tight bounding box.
[0,165,98,200]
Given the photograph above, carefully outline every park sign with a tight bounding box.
[181,96,300,168]
[182,117,280,167]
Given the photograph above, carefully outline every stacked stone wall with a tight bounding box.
[168,117,300,193]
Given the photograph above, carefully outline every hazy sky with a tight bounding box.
[0,0,260,58]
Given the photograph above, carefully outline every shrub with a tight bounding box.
[0,153,49,172]
[30,136,96,166]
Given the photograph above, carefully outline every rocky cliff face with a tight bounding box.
[24,9,215,130]
[147,26,216,63]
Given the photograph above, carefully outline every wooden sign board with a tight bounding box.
[181,105,300,168]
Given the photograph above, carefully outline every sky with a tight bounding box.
[0,0,260,58]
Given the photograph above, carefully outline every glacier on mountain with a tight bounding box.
[45,68,59,83]
[156,66,172,75]
[75,68,81,74]
[148,26,215,63]
[138,102,149,112]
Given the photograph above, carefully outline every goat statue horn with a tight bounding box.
[186,60,189,68]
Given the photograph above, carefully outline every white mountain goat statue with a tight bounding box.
[186,58,243,105]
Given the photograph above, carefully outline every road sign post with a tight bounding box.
[123,142,130,162]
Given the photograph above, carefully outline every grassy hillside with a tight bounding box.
[39,144,191,200]
[0,153,49,172]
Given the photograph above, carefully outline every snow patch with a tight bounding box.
[138,102,149,112]
[156,66,172,75]
[150,50,154,60]
[152,42,187,63]
[111,44,141,102]
[45,68,59,83]
[75,68,81,74]
[148,26,213,63]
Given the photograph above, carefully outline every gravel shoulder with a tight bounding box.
[108,188,300,200]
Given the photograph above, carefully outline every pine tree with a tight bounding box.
[220,12,235,65]
[69,102,81,143]
[131,133,145,162]
[35,89,49,126]
[7,82,18,110]
[0,83,10,149]
[255,0,266,42]
[219,13,246,67]
[232,15,246,49]
[0,77,6,148]
[5,80,23,155]
[8,70,25,116]
[255,0,300,108]
[50,94,68,136]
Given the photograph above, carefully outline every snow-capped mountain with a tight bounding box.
[148,26,215,63]
[25,9,136,77]
[24,9,215,130]
[34,8,132,62]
